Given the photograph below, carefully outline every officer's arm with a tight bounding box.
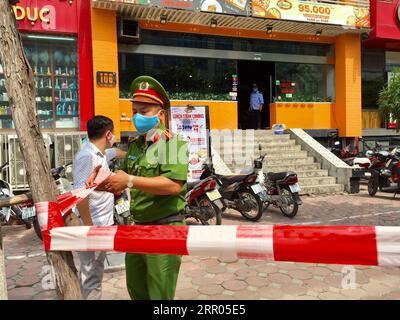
[101,171,183,195]
[129,176,183,195]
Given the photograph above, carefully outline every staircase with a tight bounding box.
[210,130,345,195]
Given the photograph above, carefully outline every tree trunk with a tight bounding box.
[0,227,7,300]
[0,1,82,299]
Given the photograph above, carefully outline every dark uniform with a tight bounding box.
[120,76,188,300]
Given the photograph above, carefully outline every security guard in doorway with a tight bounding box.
[95,76,188,300]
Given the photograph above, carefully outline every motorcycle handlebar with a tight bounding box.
[0,162,9,171]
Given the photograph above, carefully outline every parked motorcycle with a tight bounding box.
[200,159,264,222]
[185,176,224,225]
[368,146,400,196]
[254,144,302,218]
[0,162,34,230]
[32,162,74,239]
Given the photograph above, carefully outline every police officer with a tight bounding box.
[93,76,188,300]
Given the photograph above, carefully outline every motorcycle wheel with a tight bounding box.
[33,216,43,241]
[198,198,222,226]
[279,187,298,218]
[237,189,263,222]
[368,175,378,196]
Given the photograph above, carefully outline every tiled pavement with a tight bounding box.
[2,186,400,300]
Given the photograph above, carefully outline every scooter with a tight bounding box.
[254,144,302,218]
[185,176,224,225]
[0,162,34,229]
[368,146,400,196]
[200,159,264,222]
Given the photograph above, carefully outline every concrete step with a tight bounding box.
[292,169,329,178]
[298,176,337,186]
[248,156,314,166]
[212,140,297,150]
[299,184,344,195]
[211,130,282,136]
[230,162,322,173]
[212,136,291,145]
[217,150,308,161]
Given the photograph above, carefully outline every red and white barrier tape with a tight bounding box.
[33,168,400,267]
[34,201,400,267]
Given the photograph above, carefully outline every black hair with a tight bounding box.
[87,116,114,140]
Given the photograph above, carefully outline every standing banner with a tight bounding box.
[252,0,370,27]
[169,106,210,184]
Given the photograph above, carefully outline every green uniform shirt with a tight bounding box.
[120,124,189,223]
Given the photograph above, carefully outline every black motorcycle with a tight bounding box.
[200,160,264,222]
[255,144,302,218]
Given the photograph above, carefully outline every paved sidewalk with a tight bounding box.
[2,188,400,300]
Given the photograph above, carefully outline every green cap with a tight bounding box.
[130,76,170,110]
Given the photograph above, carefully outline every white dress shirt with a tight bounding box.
[72,142,114,226]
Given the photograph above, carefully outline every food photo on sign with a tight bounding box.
[197,0,250,15]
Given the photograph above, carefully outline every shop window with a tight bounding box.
[119,53,236,101]
[0,36,79,130]
[362,48,385,110]
[275,63,329,102]
[139,30,332,57]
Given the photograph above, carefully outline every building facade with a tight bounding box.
[90,0,370,141]
[362,0,400,131]
[0,0,94,131]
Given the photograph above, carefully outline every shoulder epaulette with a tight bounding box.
[162,129,174,141]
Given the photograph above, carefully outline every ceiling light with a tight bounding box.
[316,29,322,37]
[266,26,273,34]
[160,13,167,24]
[26,35,75,41]
[210,18,217,28]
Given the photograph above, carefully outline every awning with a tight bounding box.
[92,0,370,37]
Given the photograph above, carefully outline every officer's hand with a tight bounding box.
[85,165,102,187]
[103,170,130,194]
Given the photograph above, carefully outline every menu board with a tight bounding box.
[197,0,250,16]
[169,106,210,183]
[252,0,370,27]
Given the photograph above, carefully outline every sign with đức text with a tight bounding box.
[13,0,78,33]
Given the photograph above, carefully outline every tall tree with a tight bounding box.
[379,67,400,131]
[0,0,82,299]
[0,228,7,300]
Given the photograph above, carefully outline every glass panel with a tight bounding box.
[139,30,333,57]
[0,36,79,130]
[119,53,237,100]
[275,63,328,102]
[361,48,385,109]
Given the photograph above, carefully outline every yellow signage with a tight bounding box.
[13,5,51,24]
[252,0,370,28]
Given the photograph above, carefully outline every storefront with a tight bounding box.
[0,0,94,131]
[0,0,94,189]
[90,0,370,141]
[362,0,400,130]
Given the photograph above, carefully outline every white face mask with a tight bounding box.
[108,133,115,147]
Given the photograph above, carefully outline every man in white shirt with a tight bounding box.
[72,115,116,300]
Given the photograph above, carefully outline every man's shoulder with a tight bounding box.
[74,144,95,162]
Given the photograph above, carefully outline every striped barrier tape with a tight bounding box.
[33,167,400,267]
[34,201,400,267]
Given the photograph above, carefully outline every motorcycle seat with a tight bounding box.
[267,171,295,181]
[186,181,199,191]
[215,174,250,186]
